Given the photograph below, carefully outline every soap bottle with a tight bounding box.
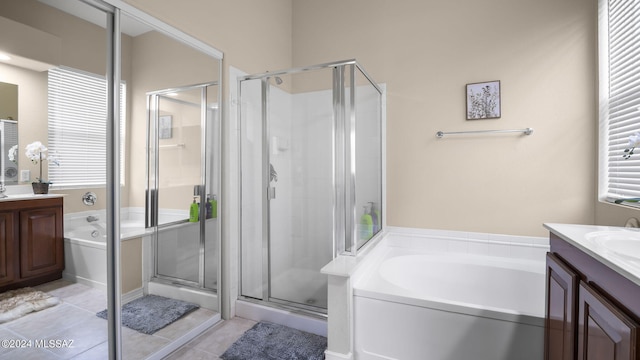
[189,196,199,222]
[211,195,218,219]
[360,205,373,240]
[205,194,213,219]
[369,202,379,233]
[374,204,381,233]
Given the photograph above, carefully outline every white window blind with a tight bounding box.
[603,0,640,200]
[47,67,125,188]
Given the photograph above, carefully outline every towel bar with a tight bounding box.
[436,128,533,138]
[159,143,186,149]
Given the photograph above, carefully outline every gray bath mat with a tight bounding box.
[96,295,198,334]
[221,321,327,360]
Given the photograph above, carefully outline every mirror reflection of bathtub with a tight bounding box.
[63,207,218,307]
[62,208,150,294]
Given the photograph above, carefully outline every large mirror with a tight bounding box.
[0,0,222,358]
[0,81,18,184]
[0,81,18,120]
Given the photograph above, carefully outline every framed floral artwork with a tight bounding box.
[466,80,501,120]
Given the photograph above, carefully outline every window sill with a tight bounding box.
[603,196,640,210]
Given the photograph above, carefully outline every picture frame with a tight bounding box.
[466,80,501,120]
[159,115,173,139]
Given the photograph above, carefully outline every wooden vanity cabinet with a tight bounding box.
[0,211,17,287]
[545,252,578,360]
[0,197,64,292]
[577,281,639,360]
[546,233,640,360]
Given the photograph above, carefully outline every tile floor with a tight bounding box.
[0,279,255,359]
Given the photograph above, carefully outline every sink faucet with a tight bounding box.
[86,215,99,223]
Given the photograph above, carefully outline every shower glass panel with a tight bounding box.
[240,60,383,313]
[351,66,383,251]
[147,82,219,290]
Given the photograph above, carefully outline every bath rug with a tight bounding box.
[221,321,327,360]
[96,294,198,335]
[0,287,61,324]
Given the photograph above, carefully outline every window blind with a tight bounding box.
[47,67,125,188]
[605,0,640,199]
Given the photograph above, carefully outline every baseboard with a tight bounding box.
[62,273,106,292]
[325,350,354,360]
[122,287,144,304]
[62,273,143,305]
[147,281,218,310]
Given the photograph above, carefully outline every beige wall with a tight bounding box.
[121,237,143,294]
[124,0,600,237]
[291,0,598,236]
[127,30,220,211]
[5,0,625,237]
[0,82,18,120]
[0,0,134,213]
[123,0,293,76]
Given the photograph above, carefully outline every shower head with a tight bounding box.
[266,72,284,85]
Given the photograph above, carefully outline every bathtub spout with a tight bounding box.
[86,215,99,222]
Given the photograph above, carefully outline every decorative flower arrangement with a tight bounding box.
[623,132,640,159]
[615,133,640,204]
[20,141,59,184]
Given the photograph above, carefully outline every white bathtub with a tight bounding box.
[63,208,152,290]
[351,228,548,360]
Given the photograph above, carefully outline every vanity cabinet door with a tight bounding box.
[577,281,640,360]
[545,253,578,360]
[19,206,63,279]
[0,211,17,287]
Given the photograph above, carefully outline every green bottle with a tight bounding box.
[360,205,373,240]
[189,196,199,222]
[210,195,217,219]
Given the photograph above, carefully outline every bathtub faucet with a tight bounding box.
[86,215,99,223]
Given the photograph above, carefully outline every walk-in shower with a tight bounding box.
[239,59,383,314]
[146,81,220,308]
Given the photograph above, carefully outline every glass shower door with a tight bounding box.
[267,69,334,309]
[148,83,218,289]
[240,61,382,314]
[155,88,201,284]
[240,68,334,310]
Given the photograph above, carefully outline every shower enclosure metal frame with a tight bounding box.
[146,81,221,291]
[238,59,384,314]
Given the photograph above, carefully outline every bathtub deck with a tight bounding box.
[324,228,549,360]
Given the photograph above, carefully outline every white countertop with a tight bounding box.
[0,193,65,202]
[544,223,640,287]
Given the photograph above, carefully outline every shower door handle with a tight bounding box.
[268,187,276,199]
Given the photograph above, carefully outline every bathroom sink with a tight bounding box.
[585,231,640,260]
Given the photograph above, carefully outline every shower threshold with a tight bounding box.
[236,298,327,337]
[147,279,218,310]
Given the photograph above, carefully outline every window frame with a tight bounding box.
[598,0,640,206]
